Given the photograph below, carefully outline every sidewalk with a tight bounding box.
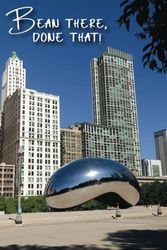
[0,206,166,249]
[0,205,166,228]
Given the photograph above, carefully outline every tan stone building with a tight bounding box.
[0,162,15,197]
[61,125,82,166]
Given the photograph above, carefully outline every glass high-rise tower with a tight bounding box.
[91,47,141,175]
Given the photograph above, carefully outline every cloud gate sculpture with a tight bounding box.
[45,158,140,209]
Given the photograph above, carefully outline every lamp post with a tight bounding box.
[115,203,121,218]
[15,147,24,224]
[157,203,162,216]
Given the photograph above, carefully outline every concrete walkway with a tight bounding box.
[0,206,166,249]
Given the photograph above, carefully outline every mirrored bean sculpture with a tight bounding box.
[45,158,140,209]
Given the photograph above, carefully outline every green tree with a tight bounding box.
[139,181,167,205]
[22,196,48,213]
[139,183,150,205]
[0,196,6,211]
[5,197,17,214]
[0,195,49,214]
[161,181,167,205]
[118,0,167,73]
[149,181,161,204]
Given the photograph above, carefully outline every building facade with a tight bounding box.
[1,52,26,110]
[0,125,3,162]
[154,129,167,176]
[91,47,141,174]
[2,88,60,196]
[61,125,82,166]
[61,123,122,164]
[0,162,15,197]
[80,122,119,159]
[141,159,162,177]
[61,121,140,176]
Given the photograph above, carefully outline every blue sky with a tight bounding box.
[0,0,167,159]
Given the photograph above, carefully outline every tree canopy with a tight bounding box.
[118,0,167,73]
[139,181,167,205]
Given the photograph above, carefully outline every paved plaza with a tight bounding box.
[0,206,167,249]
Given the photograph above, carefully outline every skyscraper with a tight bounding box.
[91,47,141,174]
[141,159,162,177]
[80,122,118,159]
[2,88,60,196]
[61,125,82,166]
[154,129,167,176]
[61,122,120,163]
[1,52,26,110]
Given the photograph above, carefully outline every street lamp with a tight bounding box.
[15,146,24,224]
[115,203,121,218]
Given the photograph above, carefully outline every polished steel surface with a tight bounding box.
[45,158,140,209]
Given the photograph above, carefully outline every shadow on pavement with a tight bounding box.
[0,245,109,250]
[103,229,167,249]
[0,229,167,250]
